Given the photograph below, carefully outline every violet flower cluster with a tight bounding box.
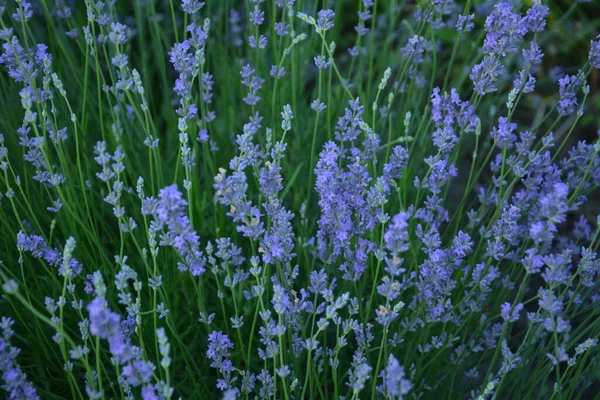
[0,1,599,400]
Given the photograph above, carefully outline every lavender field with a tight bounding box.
[1,0,600,399]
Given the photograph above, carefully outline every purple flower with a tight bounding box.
[154,184,206,276]
[240,64,265,106]
[492,205,521,244]
[578,248,600,287]
[523,4,549,33]
[452,231,473,259]
[384,212,410,254]
[122,359,155,387]
[169,41,194,75]
[187,23,208,48]
[538,288,563,315]
[335,98,365,142]
[248,35,268,49]
[346,351,372,392]
[207,331,234,371]
[250,5,265,26]
[383,146,409,179]
[197,129,209,142]
[259,162,282,198]
[0,36,38,84]
[260,203,295,265]
[500,340,522,374]
[491,116,517,148]
[275,22,290,36]
[108,23,128,45]
[111,53,128,68]
[416,156,457,196]
[431,87,478,152]
[557,74,581,116]
[0,317,40,400]
[590,35,600,69]
[16,232,82,276]
[35,44,52,67]
[375,305,398,326]
[314,55,330,69]
[271,283,291,315]
[401,35,430,63]
[12,1,33,22]
[530,182,570,243]
[413,226,468,321]
[523,41,543,65]
[514,70,536,93]
[482,3,527,56]
[471,56,502,95]
[213,115,267,240]
[316,9,335,31]
[87,298,133,362]
[456,14,475,32]
[541,250,573,286]
[378,354,412,398]
[269,65,285,79]
[522,248,544,274]
[314,140,381,274]
[141,385,158,400]
[311,99,326,112]
[182,0,204,14]
[486,239,506,261]
[500,302,523,322]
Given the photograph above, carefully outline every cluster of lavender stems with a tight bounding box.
[0,0,600,399]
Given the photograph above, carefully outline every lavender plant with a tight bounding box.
[0,0,600,399]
